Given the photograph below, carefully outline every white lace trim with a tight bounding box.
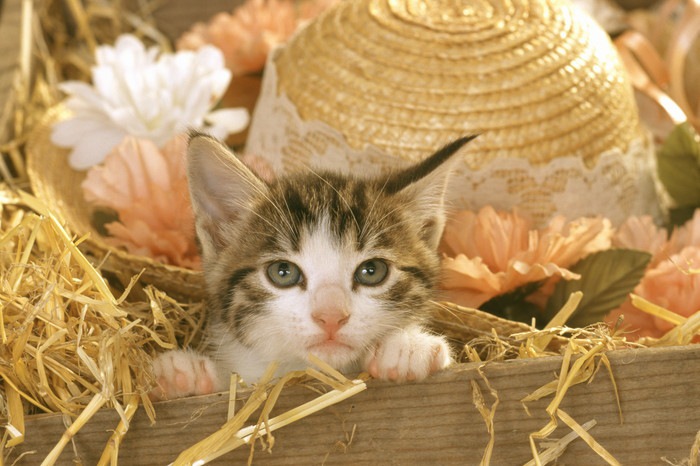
[247,50,663,227]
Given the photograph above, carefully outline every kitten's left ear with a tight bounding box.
[187,132,269,258]
[385,135,477,249]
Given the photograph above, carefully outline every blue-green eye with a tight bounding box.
[354,259,389,286]
[267,261,303,287]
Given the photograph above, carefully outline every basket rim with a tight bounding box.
[25,104,205,301]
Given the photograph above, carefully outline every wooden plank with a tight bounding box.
[6,345,700,465]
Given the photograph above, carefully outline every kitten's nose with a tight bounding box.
[312,309,350,337]
[311,285,350,337]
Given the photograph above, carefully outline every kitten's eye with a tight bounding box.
[354,259,389,286]
[267,261,303,287]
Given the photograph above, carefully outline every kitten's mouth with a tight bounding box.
[308,340,354,353]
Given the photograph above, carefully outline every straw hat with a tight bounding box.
[247,0,662,226]
[26,106,206,301]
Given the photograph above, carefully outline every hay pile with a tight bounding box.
[0,190,206,462]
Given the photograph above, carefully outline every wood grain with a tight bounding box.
[7,345,700,465]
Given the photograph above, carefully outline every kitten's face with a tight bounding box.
[186,135,474,368]
[206,172,441,367]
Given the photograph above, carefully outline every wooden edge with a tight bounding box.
[6,345,700,465]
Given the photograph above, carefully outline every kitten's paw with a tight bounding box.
[150,350,220,401]
[366,328,452,382]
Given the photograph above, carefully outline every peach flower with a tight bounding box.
[82,135,201,268]
[612,215,673,267]
[440,206,613,308]
[82,137,275,268]
[607,211,700,339]
[611,212,700,265]
[607,246,700,339]
[177,0,338,76]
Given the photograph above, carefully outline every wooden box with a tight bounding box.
[8,345,700,465]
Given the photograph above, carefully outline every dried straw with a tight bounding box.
[523,419,597,466]
[631,294,700,346]
[520,342,618,465]
[431,257,700,465]
[0,189,206,465]
[515,309,636,466]
[662,429,700,466]
[468,366,499,466]
[172,356,367,466]
[448,291,644,465]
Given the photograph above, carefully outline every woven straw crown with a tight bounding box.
[273,0,642,167]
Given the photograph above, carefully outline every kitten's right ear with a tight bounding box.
[187,132,268,257]
[384,135,477,249]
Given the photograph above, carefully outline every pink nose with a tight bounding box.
[311,285,350,337]
[312,309,350,337]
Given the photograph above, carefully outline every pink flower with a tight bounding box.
[440,206,612,308]
[177,0,338,76]
[82,135,201,269]
[82,137,276,268]
[612,215,673,267]
[607,211,700,339]
[104,220,201,270]
[607,246,700,339]
[611,212,700,266]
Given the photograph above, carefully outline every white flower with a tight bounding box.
[51,34,249,170]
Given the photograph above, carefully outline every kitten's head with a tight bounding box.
[187,134,475,369]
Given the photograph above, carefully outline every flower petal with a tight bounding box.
[53,33,239,166]
[205,107,250,136]
[175,0,337,76]
[67,126,127,170]
[440,206,613,308]
[51,116,113,147]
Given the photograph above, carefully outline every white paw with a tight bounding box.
[366,327,452,382]
[150,349,220,401]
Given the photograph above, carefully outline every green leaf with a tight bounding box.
[668,205,697,228]
[480,281,546,325]
[544,249,652,328]
[657,123,700,207]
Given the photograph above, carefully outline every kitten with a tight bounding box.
[150,134,476,400]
